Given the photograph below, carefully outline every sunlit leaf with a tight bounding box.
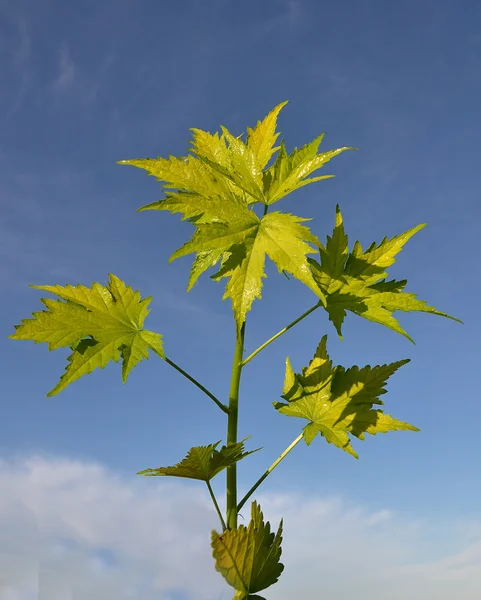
[274,335,418,458]
[308,205,462,341]
[119,102,351,299]
[171,209,326,329]
[9,275,164,396]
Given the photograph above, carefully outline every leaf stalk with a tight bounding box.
[206,480,227,531]
[163,356,229,413]
[237,433,304,512]
[240,301,323,367]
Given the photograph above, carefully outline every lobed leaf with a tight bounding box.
[119,103,351,299]
[263,139,355,204]
[246,101,288,172]
[138,439,260,482]
[120,153,234,203]
[308,205,462,341]
[212,501,284,599]
[9,274,164,396]
[274,335,418,458]
[172,209,326,329]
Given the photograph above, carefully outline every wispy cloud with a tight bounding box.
[0,455,479,600]
[50,42,115,103]
[52,43,76,92]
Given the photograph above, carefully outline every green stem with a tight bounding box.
[206,480,227,531]
[163,356,229,414]
[240,301,323,367]
[226,322,246,529]
[237,433,303,513]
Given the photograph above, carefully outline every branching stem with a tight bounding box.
[226,322,246,529]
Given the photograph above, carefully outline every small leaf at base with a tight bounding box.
[212,501,283,598]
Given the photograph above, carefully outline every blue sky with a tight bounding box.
[1,0,480,598]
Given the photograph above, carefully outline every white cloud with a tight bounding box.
[0,455,479,600]
[52,44,76,91]
[0,455,225,600]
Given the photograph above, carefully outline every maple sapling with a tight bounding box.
[10,101,461,599]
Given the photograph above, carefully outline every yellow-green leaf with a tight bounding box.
[9,274,164,396]
[308,205,462,341]
[172,209,326,329]
[212,501,283,599]
[119,102,352,296]
[138,439,260,482]
[246,101,288,172]
[120,154,234,202]
[264,140,355,204]
[274,335,418,458]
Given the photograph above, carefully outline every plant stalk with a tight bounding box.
[240,301,323,367]
[226,322,246,529]
[237,433,303,512]
[163,356,229,414]
[206,481,227,531]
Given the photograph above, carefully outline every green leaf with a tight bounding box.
[274,335,418,458]
[191,131,265,204]
[9,274,164,396]
[119,103,352,303]
[120,153,236,205]
[308,205,462,341]
[263,138,355,204]
[212,501,284,599]
[137,190,248,225]
[186,249,225,291]
[121,102,351,209]
[246,101,288,172]
[138,439,260,482]
[171,209,326,329]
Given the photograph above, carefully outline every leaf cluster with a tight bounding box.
[120,102,353,329]
[8,101,463,598]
